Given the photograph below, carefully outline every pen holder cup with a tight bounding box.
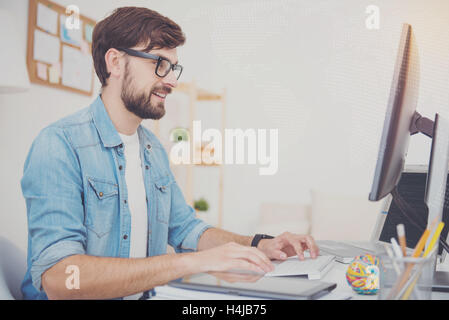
[378,249,437,300]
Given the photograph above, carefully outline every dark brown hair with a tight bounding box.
[92,7,186,87]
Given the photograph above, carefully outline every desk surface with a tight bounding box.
[152,257,449,300]
[323,258,449,300]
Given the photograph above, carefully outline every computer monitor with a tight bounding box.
[369,23,440,229]
[368,23,449,291]
[425,114,449,227]
[423,114,449,291]
[378,165,449,259]
[369,23,420,202]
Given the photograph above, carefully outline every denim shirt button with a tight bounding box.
[124,199,127,204]
[123,234,128,240]
[119,165,123,170]
[145,165,149,170]
[146,144,151,150]
[99,192,103,197]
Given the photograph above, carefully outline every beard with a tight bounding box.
[120,62,171,120]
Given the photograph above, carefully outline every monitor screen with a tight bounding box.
[369,23,420,201]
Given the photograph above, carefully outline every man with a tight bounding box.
[21,7,319,300]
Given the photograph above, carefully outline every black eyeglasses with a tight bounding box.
[116,47,183,80]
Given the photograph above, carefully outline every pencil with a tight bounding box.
[401,222,445,300]
[384,243,401,275]
[397,224,407,257]
[387,219,436,299]
[412,218,437,258]
[423,222,445,258]
[398,263,425,300]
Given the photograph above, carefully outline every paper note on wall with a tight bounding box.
[36,3,58,35]
[33,29,60,65]
[84,24,94,43]
[60,15,83,47]
[36,62,48,80]
[62,45,92,92]
[49,64,60,84]
[52,61,61,75]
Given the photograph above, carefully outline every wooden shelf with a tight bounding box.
[173,82,190,93]
[194,163,222,167]
[197,88,223,101]
[162,80,226,228]
[174,82,223,101]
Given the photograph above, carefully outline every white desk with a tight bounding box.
[152,258,449,300]
[323,258,449,300]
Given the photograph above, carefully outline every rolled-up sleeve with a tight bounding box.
[21,126,86,292]
[167,181,212,253]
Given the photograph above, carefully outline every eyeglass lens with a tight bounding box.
[157,59,182,79]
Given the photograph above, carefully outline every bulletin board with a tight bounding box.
[26,0,96,96]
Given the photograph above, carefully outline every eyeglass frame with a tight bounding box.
[116,47,183,80]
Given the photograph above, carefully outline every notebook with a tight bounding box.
[264,255,335,280]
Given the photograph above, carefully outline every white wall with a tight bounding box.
[156,0,449,234]
[1,0,449,251]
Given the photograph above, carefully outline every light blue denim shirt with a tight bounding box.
[20,95,212,300]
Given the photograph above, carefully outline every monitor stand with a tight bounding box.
[433,271,449,292]
[398,113,449,292]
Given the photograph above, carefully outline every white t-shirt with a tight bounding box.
[119,131,148,300]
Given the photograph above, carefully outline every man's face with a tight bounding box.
[120,46,179,120]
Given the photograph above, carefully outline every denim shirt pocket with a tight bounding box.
[86,177,119,238]
[154,175,173,224]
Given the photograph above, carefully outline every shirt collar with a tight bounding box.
[90,95,122,148]
[90,95,155,150]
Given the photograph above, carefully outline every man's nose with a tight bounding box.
[163,69,178,88]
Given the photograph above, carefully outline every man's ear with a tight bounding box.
[104,48,125,82]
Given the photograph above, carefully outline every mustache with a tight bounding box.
[151,86,172,95]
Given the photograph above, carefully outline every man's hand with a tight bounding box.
[193,242,274,274]
[257,232,320,261]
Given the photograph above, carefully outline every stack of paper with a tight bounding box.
[265,255,335,279]
[153,284,351,300]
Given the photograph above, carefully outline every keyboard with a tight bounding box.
[317,240,391,263]
[265,255,335,280]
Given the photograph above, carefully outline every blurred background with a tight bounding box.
[1,0,449,252]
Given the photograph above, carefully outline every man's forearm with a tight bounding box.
[42,252,200,300]
[197,227,253,251]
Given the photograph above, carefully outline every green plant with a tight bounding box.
[169,127,189,142]
[194,198,209,212]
